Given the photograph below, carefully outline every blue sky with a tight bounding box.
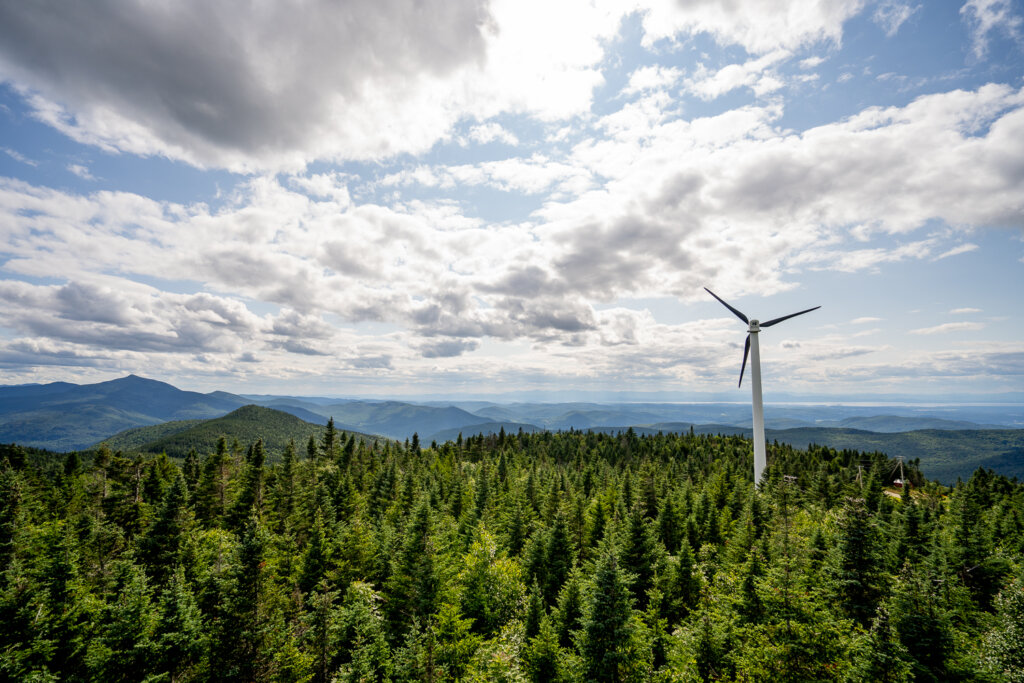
[0,0,1022,399]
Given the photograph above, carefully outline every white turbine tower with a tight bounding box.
[705,288,820,488]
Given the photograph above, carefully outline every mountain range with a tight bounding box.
[2,375,1023,482]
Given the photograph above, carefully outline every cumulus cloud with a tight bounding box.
[0,0,633,171]
[464,123,519,146]
[419,339,480,358]
[0,0,893,174]
[623,65,684,96]
[66,163,95,180]
[640,0,866,54]
[684,50,790,100]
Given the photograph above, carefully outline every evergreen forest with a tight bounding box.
[1,424,1023,682]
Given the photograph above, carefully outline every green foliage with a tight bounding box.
[984,575,1024,682]
[2,426,1022,681]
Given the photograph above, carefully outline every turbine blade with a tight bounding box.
[760,305,821,328]
[739,334,750,388]
[704,287,749,324]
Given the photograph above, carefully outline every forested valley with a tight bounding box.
[1,425,1023,682]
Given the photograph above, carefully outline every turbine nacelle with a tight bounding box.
[704,287,820,387]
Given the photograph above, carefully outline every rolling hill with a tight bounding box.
[0,375,247,450]
[97,405,377,460]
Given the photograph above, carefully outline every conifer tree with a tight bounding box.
[274,439,298,527]
[524,615,565,683]
[620,504,665,608]
[195,436,232,525]
[153,565,205,681]
[661,539,701,625]
[229,438,266,528]
[183,447,200,495]
[542,511,574,605]
[91,561,158,681]
[655,494,682,557]
[213,512,271,681]
[578,548,639,682]
[889,562,955,682]
[385,497,441,638]
[830,497,885,626]
[337,581,392,683]
[525,579,545,639]
[140,471,193,585]
[736,549,764,624]
[847,605,912,683]
[432,602,480,680]
[299,508,331,595]
[322,418,338,461]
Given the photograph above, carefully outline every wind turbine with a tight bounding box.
[704,287,820,488]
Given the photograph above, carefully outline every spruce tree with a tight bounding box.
[524,616,565,683]
[229,438,266,528]
[139,471,193,585]
[213,512,271,681]
[847,605,912,683]
[322,418,338,461]
[620,504,665,608]
[830,497,885,626]
[299,508,331,595]
[385,497,441,638]
[578,548,639,682]
[337,581,392,683]
[195,436,232,525]
[542,511,574,605]
[525,579,545,639]
[153,565,205,681]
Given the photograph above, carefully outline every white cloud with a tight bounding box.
[2,147,37,166]
[933,243,979,260]
[961,0,1023,60]
[66,163,95,180]
[639,0,866,54]
[0,0,885,173]
[873,1,920,37]
[851,316,883,324]
[465,122,520,146]
[950,307,982,314]
[909,321,985,335]
[623,65,684,96]
[0,0,626,171]
[684,50,790,101]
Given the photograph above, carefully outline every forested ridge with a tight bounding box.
[1,425,1022,682]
